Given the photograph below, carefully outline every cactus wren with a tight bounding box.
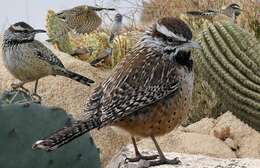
[2,22,94,99]
[33,17,201,167]
[220,3,241,22]
[186,3,242,23]
[55,5,115,34]
[90,13,123,66]
[109,13,123,43]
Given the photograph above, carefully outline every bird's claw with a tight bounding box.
[126,154,159,162]
[31,93,42,104]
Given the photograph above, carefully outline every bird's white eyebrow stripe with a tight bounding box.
[232,4,240,8]
[12,25,25,31]
[156,23,186,41]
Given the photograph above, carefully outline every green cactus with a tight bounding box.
[46,10,74,54]
[111,33,137,68]
[69,31,110,62]
[194,21,260,130]
[0,90,100,168]
[45,9,137,68]
[46,9,110,60]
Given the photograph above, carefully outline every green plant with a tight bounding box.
[194,21,260,130]
[46,10,73,54]
[46,9,136,68]
[0,90,100,168]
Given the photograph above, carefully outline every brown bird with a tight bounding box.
[2,22,95,100]
[186,3,242,23]
[55,5,115,34]
[32,17,201,167]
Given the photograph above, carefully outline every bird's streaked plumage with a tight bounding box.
[2,22,94,97]
[33,17,201,167]
[186,3,242,22]
[56,5,115,34]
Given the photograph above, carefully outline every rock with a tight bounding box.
[224,138,239,152]
[210,112,260,159]
[237,134,260,158]
[184,117,216,135]
[107,145,260,168]
[210,112,256,140]
[138,132,236,158]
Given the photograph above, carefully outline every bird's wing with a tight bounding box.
[82,46,181,126]
[186,11,204,16]
[30,40,65,68]
[186,10,218,17]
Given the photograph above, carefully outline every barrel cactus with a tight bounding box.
[111,32,139,67]
[194,21,260,130]
[0,90,100,168]
[46,10,73,54]
[46,9,137,68]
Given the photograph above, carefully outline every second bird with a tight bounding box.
[109,13,123,43]
[2,22,95,98]
[56,5,115,34]
[186,3,242,23]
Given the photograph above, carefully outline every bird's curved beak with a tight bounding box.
[32,29,46,34]
[55,12,62,16]
[186,40,202,49]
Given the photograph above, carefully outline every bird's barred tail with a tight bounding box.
[55,67,95,86]
[32,119,98,151]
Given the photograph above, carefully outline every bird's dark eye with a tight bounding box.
[167,38,173,43]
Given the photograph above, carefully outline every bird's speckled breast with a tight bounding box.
[114,65,193,137]
[2,44,53,82]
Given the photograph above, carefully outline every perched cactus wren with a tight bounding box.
[186,3,242,22]
[33,17,201,167]
[220,3,241,22]
[2,22,94,98]
[90,14,123,66]
[56,5,115,34]
[109,13,123,43]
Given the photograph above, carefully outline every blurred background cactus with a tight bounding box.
[191,21,260,130]
[46,10,73,54]
[0,90,101,168]
[141,0,260,39]
[45,9,137,68]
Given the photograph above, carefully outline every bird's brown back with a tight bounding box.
[81,43,181,127]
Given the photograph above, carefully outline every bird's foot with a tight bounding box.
[126,154,159,162]
[31,93,42,104]
[148,157,181,167]
[11,83,29,94]
[131,157,180,168]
